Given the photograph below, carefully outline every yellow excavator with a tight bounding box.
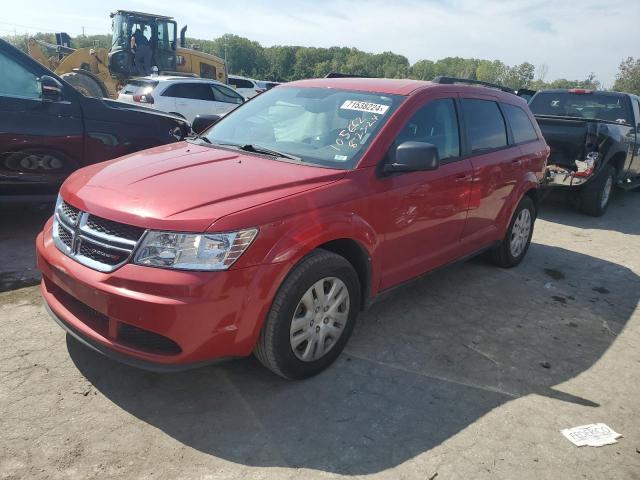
[28,10,227,98]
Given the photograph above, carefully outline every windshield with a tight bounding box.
[203,87,404,169]
[530,92,631,124]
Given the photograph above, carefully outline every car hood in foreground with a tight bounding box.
[60,142,346,232]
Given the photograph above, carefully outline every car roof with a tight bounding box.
[130,76,225,85]
[284,77,523,99]
[228,74,256,81]
[534,89,628,97]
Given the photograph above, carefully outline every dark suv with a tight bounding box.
[0,39,189,201]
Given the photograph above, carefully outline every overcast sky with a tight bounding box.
[2,0,638,86]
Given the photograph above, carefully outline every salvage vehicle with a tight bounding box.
[117,76,245,123]
[0,39,189,200]
[37,76,549,379]
[529,89,640,216]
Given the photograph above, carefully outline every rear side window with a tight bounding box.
[229,78,254,89]
[162,83,215,101]
[121,80,158,95]
[503,104,538,144]
[395,98,460,161]
[462,99,507,152]
[212,85,243,104]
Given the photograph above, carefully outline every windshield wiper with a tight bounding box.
[187,136,212,145]
[204,142,302,161]
[239,144,302,161]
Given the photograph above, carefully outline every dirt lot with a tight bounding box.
[1,192,639,480]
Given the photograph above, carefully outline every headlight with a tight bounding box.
[133,228,258,271]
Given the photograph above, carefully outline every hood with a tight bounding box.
[81,96,188,125]
[61,142,346,232]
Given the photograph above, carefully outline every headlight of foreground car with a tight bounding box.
[133,229,258,270]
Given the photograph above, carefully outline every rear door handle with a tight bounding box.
[455,174,471,182]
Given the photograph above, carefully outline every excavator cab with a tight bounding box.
[109,10,177,78]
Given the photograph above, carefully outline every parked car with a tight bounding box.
[530,89,640,216]
[37,77,548,378]
[227,74,266,98]
[258,80,281,91]
[0,39,189,201]
[117,76,245,124]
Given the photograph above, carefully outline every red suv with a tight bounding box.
[37,77,549,379]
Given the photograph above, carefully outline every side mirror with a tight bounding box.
[40,75,63,102]
[192,114,223,135]
[384,141,440,173]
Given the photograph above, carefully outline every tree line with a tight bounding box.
[6,32,639,94]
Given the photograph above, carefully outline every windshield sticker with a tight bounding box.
[334,154,348,161]
[331,114,381,151]
[340,100,389,115]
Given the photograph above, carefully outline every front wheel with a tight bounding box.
[491,196,536,268]
[254,250,360,379]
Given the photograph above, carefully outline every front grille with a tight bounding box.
[86,215,145,242]
[118,323,182,355]
[57,223,73,248]
[78,240,131,266]
[60,202,80,225]
[46,279,181,356]
[53,200,146,272]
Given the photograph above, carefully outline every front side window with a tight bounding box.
[0,51,41,100]
[462,98,508,152]
[202,87,404,169]
[503,103,538,144]
[394,98,460,162]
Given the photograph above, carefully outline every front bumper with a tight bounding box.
[37,218,287,369]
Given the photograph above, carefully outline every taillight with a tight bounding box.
[568,89,593,94]
[133,94,154,104]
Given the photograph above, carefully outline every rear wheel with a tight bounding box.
[60,71,106,98]
[491,196,536,268]
[579,165,615,217]
[254,250,360,379]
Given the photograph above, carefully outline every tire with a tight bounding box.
[60,71,106,98]
[579,165,615,217]
[254,249,361,379]
[491,196,536,268]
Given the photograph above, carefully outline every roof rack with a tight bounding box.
[432,76,515,94]
[324,72,374,79]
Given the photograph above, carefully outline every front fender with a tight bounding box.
[233,210,381,354]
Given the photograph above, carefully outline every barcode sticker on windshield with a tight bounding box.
[340,100,389,115]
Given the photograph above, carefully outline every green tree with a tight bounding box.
[613,57,640,95]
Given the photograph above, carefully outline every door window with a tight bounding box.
[395,98,460,162]
[502,103,538,144]
[462,99,508,152]
[162,83,215,101]
[212,85,244,104]
[229,78,254,89]
[0,51,41,99]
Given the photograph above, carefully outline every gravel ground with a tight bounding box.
[1,191,639,480]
